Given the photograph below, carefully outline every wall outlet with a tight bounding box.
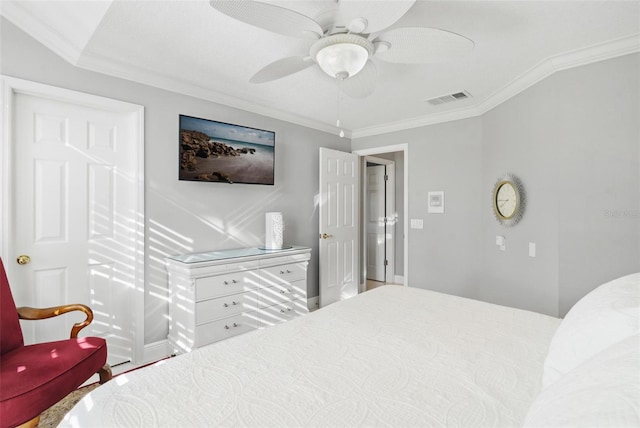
[410,219,424,229]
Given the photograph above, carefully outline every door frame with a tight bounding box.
[318,147,360,307]
[354,144,409,288]
[363,156,395,286]
[0,76,145,364]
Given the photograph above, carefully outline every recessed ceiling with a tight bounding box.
[2,1,639,138]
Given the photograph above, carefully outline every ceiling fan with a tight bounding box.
[210,0,474,98]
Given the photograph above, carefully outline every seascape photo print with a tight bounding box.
[179,115,275,185]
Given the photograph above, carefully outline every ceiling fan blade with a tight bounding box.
[332,0,415,34]
[250,56,315,83]
[374,27,474,64]
[210,0,323,39]
[340,60,377,98]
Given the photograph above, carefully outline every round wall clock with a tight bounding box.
[492,174,525,226]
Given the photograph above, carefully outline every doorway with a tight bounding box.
[354,144,408,291]
[318,144,408,305]
[364,156,396,289]
[1,77,145,365]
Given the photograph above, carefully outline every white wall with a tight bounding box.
[1,18,347,344]
[353,53,640,317]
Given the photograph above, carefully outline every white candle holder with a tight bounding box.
[264,212,284,250]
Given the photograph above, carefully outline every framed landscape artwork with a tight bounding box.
[179,115,275,185]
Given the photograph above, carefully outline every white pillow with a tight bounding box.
[542,272,640,388]
[524,334,640,427]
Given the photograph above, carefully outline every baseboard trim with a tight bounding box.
[143,339,171,364]
[394,275,405,285]
[307,296,319,311]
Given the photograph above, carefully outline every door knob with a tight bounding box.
[16,255,31,265]
[321,233,333,239]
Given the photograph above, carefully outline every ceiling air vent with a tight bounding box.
[426,91,471,106]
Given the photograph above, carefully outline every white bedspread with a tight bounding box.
[63,286,560,427]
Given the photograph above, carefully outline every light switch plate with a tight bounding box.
[410,219,424,229]
[529,242,536,257]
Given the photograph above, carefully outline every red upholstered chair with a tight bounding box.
[0,258,111,428]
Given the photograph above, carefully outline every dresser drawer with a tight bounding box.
[258,300,307,328]
[196,292,258,324]
[167,247,310,353]
[260,262,307,286]
[255,280,306,308]
[195,271,260,301]
[196,311,258,347]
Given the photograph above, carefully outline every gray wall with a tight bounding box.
[353,118,486,299]
[353,53,640,317]
[553,55,640,315]
[1,18,346,344]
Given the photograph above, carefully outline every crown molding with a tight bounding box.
[0,1,112,66]
[76,50,347,137]
[4,1,636,141]
[350,105,484,138]
[1,0,344,136]
[351,33,640,139]
[472,33,640,120]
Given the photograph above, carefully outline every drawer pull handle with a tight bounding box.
[223,280,239,285]
[279,289,292,294]
[279,269,293,275]
[224,322,239,330]
[223,301,239,308]
[280,308,292,313]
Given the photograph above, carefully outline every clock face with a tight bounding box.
[495,182,517,219]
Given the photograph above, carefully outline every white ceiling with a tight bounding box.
[2,1,639,138]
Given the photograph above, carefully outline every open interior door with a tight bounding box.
[366,164,386,282]
[319,148,359,307]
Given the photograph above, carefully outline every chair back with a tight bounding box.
[0,258,24,354]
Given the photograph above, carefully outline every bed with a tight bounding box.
[63,273,640,427]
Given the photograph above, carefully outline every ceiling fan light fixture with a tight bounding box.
[311,34,373,79]
[316,43,368,79]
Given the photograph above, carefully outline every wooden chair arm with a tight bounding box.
[17,304,94,339]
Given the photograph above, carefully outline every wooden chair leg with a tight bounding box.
[98,363,112,384]
[17,415,40,428]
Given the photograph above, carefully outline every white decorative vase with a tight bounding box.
[264,212,284,250]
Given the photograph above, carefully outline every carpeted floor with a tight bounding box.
[39,383,99,427]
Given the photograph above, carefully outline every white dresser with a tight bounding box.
[166,246,311,354]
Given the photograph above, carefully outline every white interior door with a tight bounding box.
[319,147,359,307]
[4,83,143,366]
[366,165,386,282]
